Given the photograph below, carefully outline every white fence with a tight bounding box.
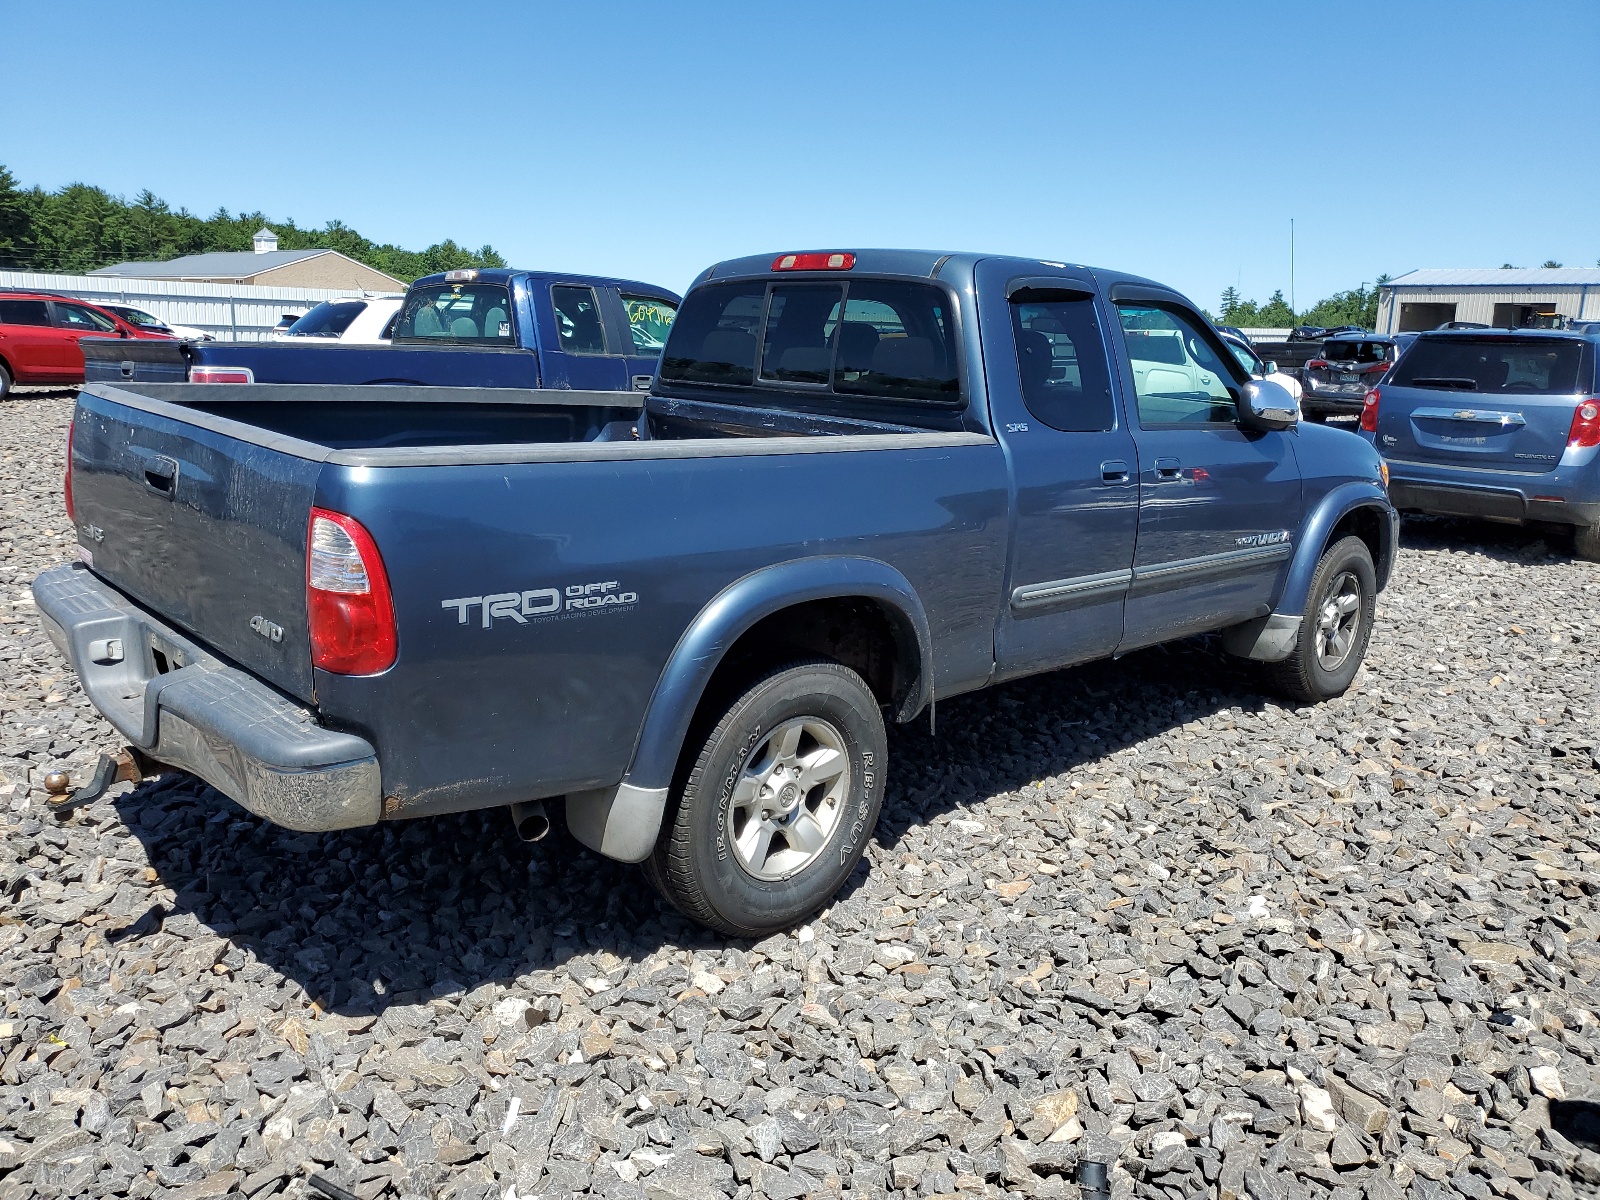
[0,270,403,342]
[1236,328,1292,342]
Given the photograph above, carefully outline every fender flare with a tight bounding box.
[565,556,933,863]
[1280,481,1398,615]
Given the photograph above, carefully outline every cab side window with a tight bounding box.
[1116,304,1239,426]
[1010,294,1116,432]
[0,300,51,326]
[621,295,677,356]
[55,303,116,332]
[552,286,608,355]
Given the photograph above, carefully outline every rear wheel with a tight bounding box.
[1303,406,1327,424]
[1267,535,1376,703]
[645,660,887,936]
[1576,522,1600,563]
[0,361,11,401]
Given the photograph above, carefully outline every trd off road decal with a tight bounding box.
[441,579,638,628]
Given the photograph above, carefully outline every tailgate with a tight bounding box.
[70,387,322,702]
[82,337,191,384]
[1378,336,1588,472]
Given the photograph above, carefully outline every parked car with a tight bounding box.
[270,313,304,335]
[83,269,681,390]
[1437,321,1488,330]
[271,295,403,345]
[1289,324,1366,342]
[1302,335,1403,422]
[1360,328,1599,560]
[38,248,1397,935]
[94,303,213,342]
[1220,331,1304,409]
[0,292,173,397]
[1216,323,1252,346]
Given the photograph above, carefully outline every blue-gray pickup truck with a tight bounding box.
[36,249,1398,935]
[82,268,681,392]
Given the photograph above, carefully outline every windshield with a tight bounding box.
[111,306,168,330]
[286,301,365,338]
[1228,342,1263,375]
[393,283,514,345]
[1389,337,1585,394]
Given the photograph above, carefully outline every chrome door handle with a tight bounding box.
[1099,460,1130,484]
[1154,457,1183,481]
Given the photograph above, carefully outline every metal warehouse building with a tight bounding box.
[1376,267,1600,333]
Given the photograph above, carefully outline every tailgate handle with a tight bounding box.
[143,455,178,497]
[1412,406,1526,428]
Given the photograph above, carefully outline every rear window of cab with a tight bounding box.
[661,279,960,405]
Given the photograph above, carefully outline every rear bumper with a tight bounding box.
[1382,459,1600,528]
[31,563,381,831]
[1302,388,1366,412]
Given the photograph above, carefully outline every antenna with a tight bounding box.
[1290,218,1296,316]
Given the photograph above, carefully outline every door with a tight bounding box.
[50,301,122,379]
[1112,299,1303,650]
[0,298,59,382]
[979,266,1139,679]
[542,284,628,391]
[618,292,678,392]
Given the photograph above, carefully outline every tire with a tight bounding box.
[1303,407,1327,424]
[0,362,11,401]
[1267,535,1377,703]
[1576,522,1600,563]
[645,660,887,937]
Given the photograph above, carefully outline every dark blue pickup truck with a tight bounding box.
[82,268,681,392]
[37,249,1397,935]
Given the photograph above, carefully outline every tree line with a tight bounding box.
[0,164,504,283]
[1213,279,1389,331]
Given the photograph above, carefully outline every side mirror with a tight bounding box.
[119,328,130,339]
[1239,378,1298,431]
[1261,360,1279,376]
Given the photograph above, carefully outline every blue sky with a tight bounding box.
[5,2,1597,308]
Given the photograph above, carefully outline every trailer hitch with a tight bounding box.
[42,747,155,816]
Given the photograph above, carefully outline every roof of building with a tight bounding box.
[90,249,332,278]
[1386,267,1600,288]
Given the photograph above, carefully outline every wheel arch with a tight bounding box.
[1280,483,1397,615]
[625,556,932,796]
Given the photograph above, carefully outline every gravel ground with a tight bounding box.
[2,389,1599,1200]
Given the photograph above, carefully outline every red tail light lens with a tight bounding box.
[1569,398,1600,449]
[189,365,254,384]
[64,421,76,524]
[1307,359,1328,370]
[1360,387,1381,432]
[771,252,855,271]
[307,508,396,675]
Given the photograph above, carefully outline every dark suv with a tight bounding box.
[1302,335,1401,421]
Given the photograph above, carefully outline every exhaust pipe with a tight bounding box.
[510,799,550,842]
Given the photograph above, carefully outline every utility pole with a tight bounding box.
[1290,218,1296,316]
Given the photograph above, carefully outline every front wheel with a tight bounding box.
[1267,535,1377,703]
[645,660,887,936]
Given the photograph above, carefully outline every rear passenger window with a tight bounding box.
[0,300,50,326]
[622,295,677,355]
[1009,294,1116,432]
[552,286,608,355]
[660,283,765,386]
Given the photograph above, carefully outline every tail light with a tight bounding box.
[1306,359,1328,370]
[64,421,76,524]
[1570,398,1600,449]
[1363,360,1389,373]
[1360,387,1381,432]
[189,365,254,384]
[307,508,396,675]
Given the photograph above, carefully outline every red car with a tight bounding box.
[0,292,174,397]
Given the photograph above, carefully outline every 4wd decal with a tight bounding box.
[442,579,639,628]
